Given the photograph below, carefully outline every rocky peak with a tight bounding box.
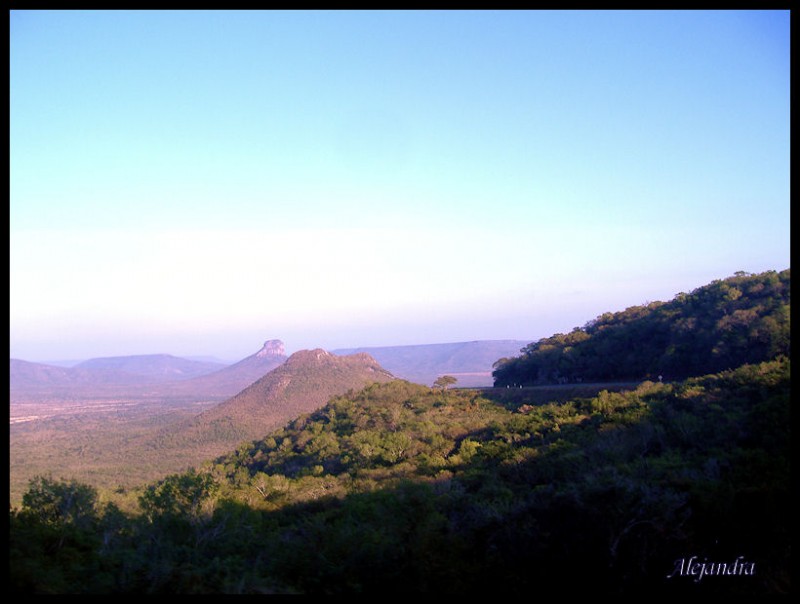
[255,339,285,358]
[285,349,331,365]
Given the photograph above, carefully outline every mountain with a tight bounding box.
[165,339,288,398]
[333,340,530,387]
[74,354,226,380]
[184,355,235,365]
[9,358,163,394]
[9,340,287,402]
[10,354,224,392]
[153,348,396,458]
[37,359,85,368]
[10,358,75,386]
[10,338,524,398]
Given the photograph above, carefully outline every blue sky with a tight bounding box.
[10,10,790,362]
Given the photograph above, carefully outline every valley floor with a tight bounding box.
[9,394,223,507]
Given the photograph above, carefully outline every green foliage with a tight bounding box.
[10,476,120,593]
[11,270,790,594]
[139,468,219,524]
[493,269,790,386]
[433,375,458,390]
[20,475,99,530]
[10,355,789,594]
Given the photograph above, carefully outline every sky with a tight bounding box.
[10,10,790,362]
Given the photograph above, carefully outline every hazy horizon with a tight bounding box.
[18,335,540,366]
[11,268,786,365]
[10,10,790,364]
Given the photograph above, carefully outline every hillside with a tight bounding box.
[333,339,530,386]
[493,269,790,386]
[10,359,75,386]
[9,358,156,390]
[9,269,790,594]
[9,358,168,401]
[165,339,287,398]
[10,357,790,594]
[151,348,396,459]
[8,345,391,504]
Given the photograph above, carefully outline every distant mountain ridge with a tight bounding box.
[10,354,224,389]
[10,338,529,397]
[75,354,226,379]
[8,357,202,394]
[9,340,287,401]
[10,358,76,386]
[333,340,530,386]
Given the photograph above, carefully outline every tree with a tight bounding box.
[11,476,106,593]
[138,469,219,525]
[20,475,99,530]
[433,375,457,391]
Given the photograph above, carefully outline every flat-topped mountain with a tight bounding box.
[9,356,215,398]
[157,348,395,458]
[333,340,530,387]
[74,354,226,380]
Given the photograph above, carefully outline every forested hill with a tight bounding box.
[493,269,790,387]
[11,357,790,594]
